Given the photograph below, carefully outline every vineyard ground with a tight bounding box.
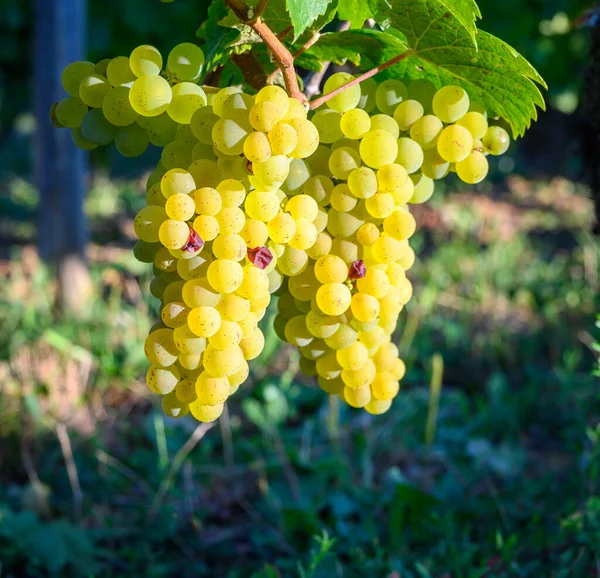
[0,173,598,577]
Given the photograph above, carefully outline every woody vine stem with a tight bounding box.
[225,0,413,108]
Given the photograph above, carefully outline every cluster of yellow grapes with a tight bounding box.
[52,43,206,156]
[55,44,512,422]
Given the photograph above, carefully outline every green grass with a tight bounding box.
[0,174,598,577]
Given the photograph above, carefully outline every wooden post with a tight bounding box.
[33,0,92,313]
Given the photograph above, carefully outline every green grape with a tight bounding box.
[357,77,377,112]
[456,111,488,139]
[190,106,219,145]
[344,384,372,408]
[221,92,254,122]
[306,144,331,176]
[144,327,179,366]
[316,283,351,316]
[102,86,139,126]
[287,118,320,159]
[207,259,244,294]
[340,108,371,140]
[253,155,290,188]
[166,82,207,124]
[167,42,205,81]
[393,99,424,131]
[189,400,224,422]
[115,123,149,157]
[377,163,408,193]
[409,115,443,150]
[129,75,172,117]
[165,192,195,221]
[147,365,179,395]
[159,219,190,249]
[323,72,361,113]
[326,208,363,238]
[288,267,319,301]
[396,137,424,173]
[306,309,340,339]
[303,175,333,206]
[211,118,250,155]
[324,323,358,351]
[329,146,361,180]
[106,56,136,87]
[286,194,318,221]
[364,398,392,415]
[55,97,88,128]
[482,126,510,155]
[330,236,358,263]
[237,265,269,299]
[80,109,114,145]
[407,79,437,113]
[188,158,221,189]
[356,222,379,246]
[192,142,217,161]
[357,268,390,298]
[383,208,416,240]
[94,59,111,76]
[137,112,178,147]
[277,246,308,276]
[134,205,167,242]
[256,85,289,117]
[375,79,408,115]
[284,97,308,121]
[61,61,95,96]
[267,212,295,244]
[369,114,400,138]
[245,191,280,222]
[249,101,280,132]
[211,87,241,118]
[359,130,398,169]
[456,151,489,184]
[243,131,271,164]
[217,179,246,208]
[330,183,357,212]
[314,254,348,284]
[187,306,221,337]
[371,233,404,263]
[78,74,110,108]
[365,192,395,219]
[311,109,343,144]
[284,316,313,347]
[130,45,163,76]
[409,172,434,204]
[288,219,317,250]
[195,371,230,405]
[211,234,246,261]
[177,253,211,280]
[193,215,219,241]
[432,85,470,123]
[161,301,189,328]
[182,277,222,308]
[239,327,265,360]
[422,148,450,180]
[281,158,311,195]
[216,207,245,235]
[203,344,244,378]
[351,293,380,323]
[162,168,196,198]
[161,140,193,170]
[162,390,190,418]
[337,341,369,371]
[437,125,473,162]
[134,239,160,263]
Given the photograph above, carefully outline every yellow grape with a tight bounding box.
[432,85,470,123]
[437,125,473,163]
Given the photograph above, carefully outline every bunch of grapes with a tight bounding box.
[54,44,512,422]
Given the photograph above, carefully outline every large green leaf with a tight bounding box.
[337,0,381,28]
[302,25,545,137]
[286,0,333,39]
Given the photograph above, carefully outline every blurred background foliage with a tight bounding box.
[0,0,599,576]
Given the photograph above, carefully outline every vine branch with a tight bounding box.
[309,49,415,110]
[226,0,306,103]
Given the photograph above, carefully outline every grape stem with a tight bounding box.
[308,49,415,110]
[226,0,306,103]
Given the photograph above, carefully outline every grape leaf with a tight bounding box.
[303,28,546,137]
[337,0,381,28]
[287,0,333,39]
[426,0,481,45]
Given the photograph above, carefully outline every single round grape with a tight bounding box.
[360,130,398,169]
[249,101,280,132]
[190,106,219,145]
[365,398,392,415]
[323,72,361,113]
[79,109,115,145]
[192,187,222,216]
[192,215,219,242]
[376,79,408,115]
[134,205,167,242]
[144,328,179,367]
[203,344,244,378]
[168,82,207,124]
[316,283,351,316]
[337,341,369,371]
[55,97,88,128]
[237,265,269,299]
[482,126,510,155]
[78,74,110,108]
[189,400,224,423]
[106,56,136,87]
[217,293,251,322]
[286,194,318,222]
[244,131,271,164]
[188,158,221,189]
[351,293,380,323]
[330,184,357,212]
[422,148,450,180]
[209,319,242,350]
[356,222,380,246]
[187,306,221,338]
[311,109,343,144]
[456,111,488,139]
[239,327,265,360]
[341,358,375,388]
[330,236,359,264]
[167,43,205,81]
[340,108,371,140]
[390,358,406,380]
[284,97,308,121]
[432,85,470,123]
[371,372,400,401]
[255,85,289,119]
[162,391,190,419]
[245,191,280,222]
[138,112,178,146]
[165,193,195,221]
[383,208,416,240]
[326,208,363,238]
[161,140,193,170]
[366,192,395,219]
[161,301,189,328]
[395,137,424,174]
[370,114,400,138]
[356,76,377,112]
[254,155,291,188]
[288,219,318,250]
[456,151,489,184]
[284,315,314,348]
[277,246,308,276]
[314,254,348,284]
[207,259,244,294]
[329,146,361,180]
[130,45,163,76]
[147,365,179,395]
[102,86,139,126]
[409,115,443,150]
[216,207,245,235]
[71,126,98,150]
[61,61,95,96]
[437,125,473,163]
[371,233,404,263]
[287,118,320,159]
[212,118,250,156]
[393,99,424,131]
[306,232,333,260]
[357,268,390,299]
[159,219,190,249]
[345,166,377,200]
[115,123,149,157]
[162,168,196,198]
